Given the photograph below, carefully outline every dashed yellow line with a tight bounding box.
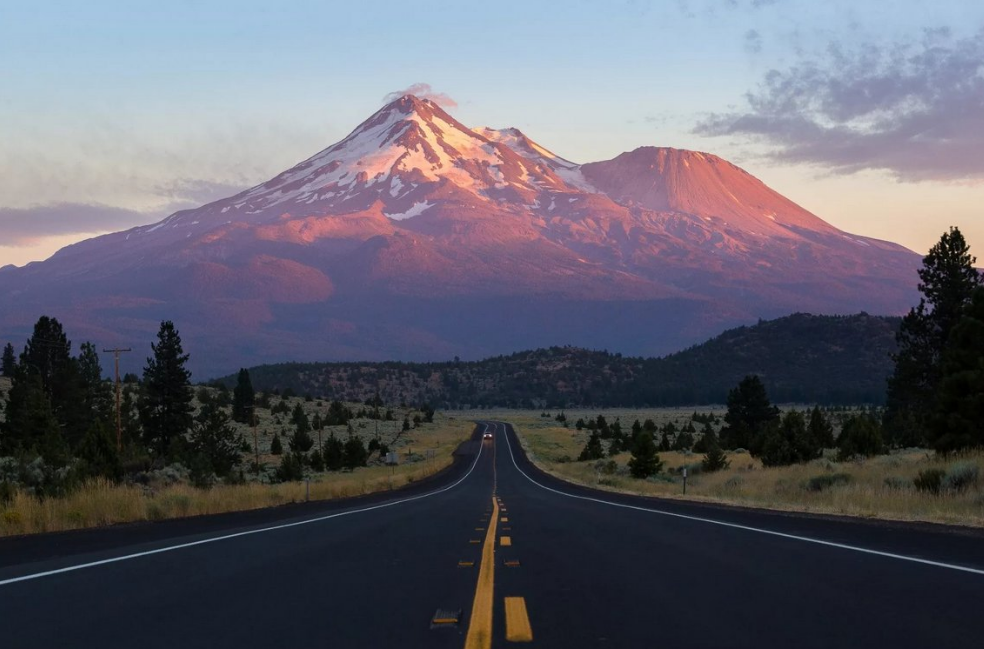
[500,536,512,547]
[504,597,533,642]
[501,517,509,523]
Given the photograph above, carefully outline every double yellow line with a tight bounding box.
[464,496,500,649]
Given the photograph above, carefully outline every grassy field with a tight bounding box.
[0,410,474,537]
[493,408,984,527]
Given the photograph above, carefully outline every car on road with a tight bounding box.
[483,431,493,439]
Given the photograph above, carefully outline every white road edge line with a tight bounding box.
[0,424,490,588]
[495,421,984,577]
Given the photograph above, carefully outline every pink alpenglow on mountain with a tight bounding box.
[0,95,920,375]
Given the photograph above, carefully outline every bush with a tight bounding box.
[805,472,852,492]
[701,445,730,472]
[914,468,945,494]
[883,476,912,490]
[942,462,980,492]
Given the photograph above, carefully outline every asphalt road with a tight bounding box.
[1,421,982,648]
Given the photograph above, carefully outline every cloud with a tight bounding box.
[0,203,161,247]
[154,178,248,210]
[744,29,763,54]
[694,27,984,183]
[382,83,458,109]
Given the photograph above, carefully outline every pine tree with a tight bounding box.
[0,370,65,460]
[692,422,719,453]
[836,414,884,460]
[721,375,780,450]
[342,434,368,468]
[701,443,730,472]
[191,407,241,477]
[808,406,835,448]
[628,432,663,478]
[885,227,983,446]
[577,432,605,461]
[291,403,310,435]
[78,420,123,481]
[1,342,15,377]
[323,433,344,470]
[929,287,984,452]
[270,433,283,455]
[139,321,194,460]
[231,368,255,424]
[756,410,822,467]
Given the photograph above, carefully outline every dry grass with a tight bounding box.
[499,409,984,528]
[0,415,474,537]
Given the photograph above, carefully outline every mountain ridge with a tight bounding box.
[0,94,921,375]
[220,312,901,407]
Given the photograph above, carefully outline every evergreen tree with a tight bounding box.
[701,443,730,472]
[672,430,695,451]
[808,406,835,448]
[577,432,605,461]
[77,420,122,481]
[342,435,368,468]
[929,287,984,452]
[721,376,780,450]
[20,316,72,399]
[231,368,255,424]
[1,342,15,377]
[139,321,194,460]
[692,422,719,453]
[191,407,241,477]
[291,402,310,435]
[607,436,622,457]
[756,410,821,467]
[290,424,314,454]
[270,433,284,455]
[402,417,411,432]
[0,370,66,460]
[885,227,983,446]
[628,432,663,478]
[276,452,305,482]
[323,434,344,470]
[657,431,671,452]
[836,414,884,460]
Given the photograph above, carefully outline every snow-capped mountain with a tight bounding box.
[0,95,920,375]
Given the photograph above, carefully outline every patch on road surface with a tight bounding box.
[431,608,462,628]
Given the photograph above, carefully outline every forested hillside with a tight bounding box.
[224,313,900,407]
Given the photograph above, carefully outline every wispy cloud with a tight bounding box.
[0,203,162,247]
[382,83,458,109]
[744,28,763,54]
[694,27,984,183]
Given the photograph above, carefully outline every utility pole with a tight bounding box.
[102,347,132,453]
[249,405,260,474]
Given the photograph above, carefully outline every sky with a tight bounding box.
[1,0,982,266]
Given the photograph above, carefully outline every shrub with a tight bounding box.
[724,476,744,489]
[805,473,852,492]
[914,468,945,494]
[701,445,730,472]
[883,476,912,490]
[942,462,980,492]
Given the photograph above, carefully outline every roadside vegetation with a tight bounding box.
[0,321,472,537]
[508,409,984,527]
[509,227,984,527]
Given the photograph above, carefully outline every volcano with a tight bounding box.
[0,95,920,375]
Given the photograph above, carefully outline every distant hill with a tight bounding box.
[221,313,900,407]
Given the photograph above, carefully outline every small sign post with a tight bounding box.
[682,467,688,495]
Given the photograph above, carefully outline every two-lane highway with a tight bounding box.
[1,421,982,648]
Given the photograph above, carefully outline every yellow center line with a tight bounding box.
[504,596,534,642]
[464,430,499,649]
